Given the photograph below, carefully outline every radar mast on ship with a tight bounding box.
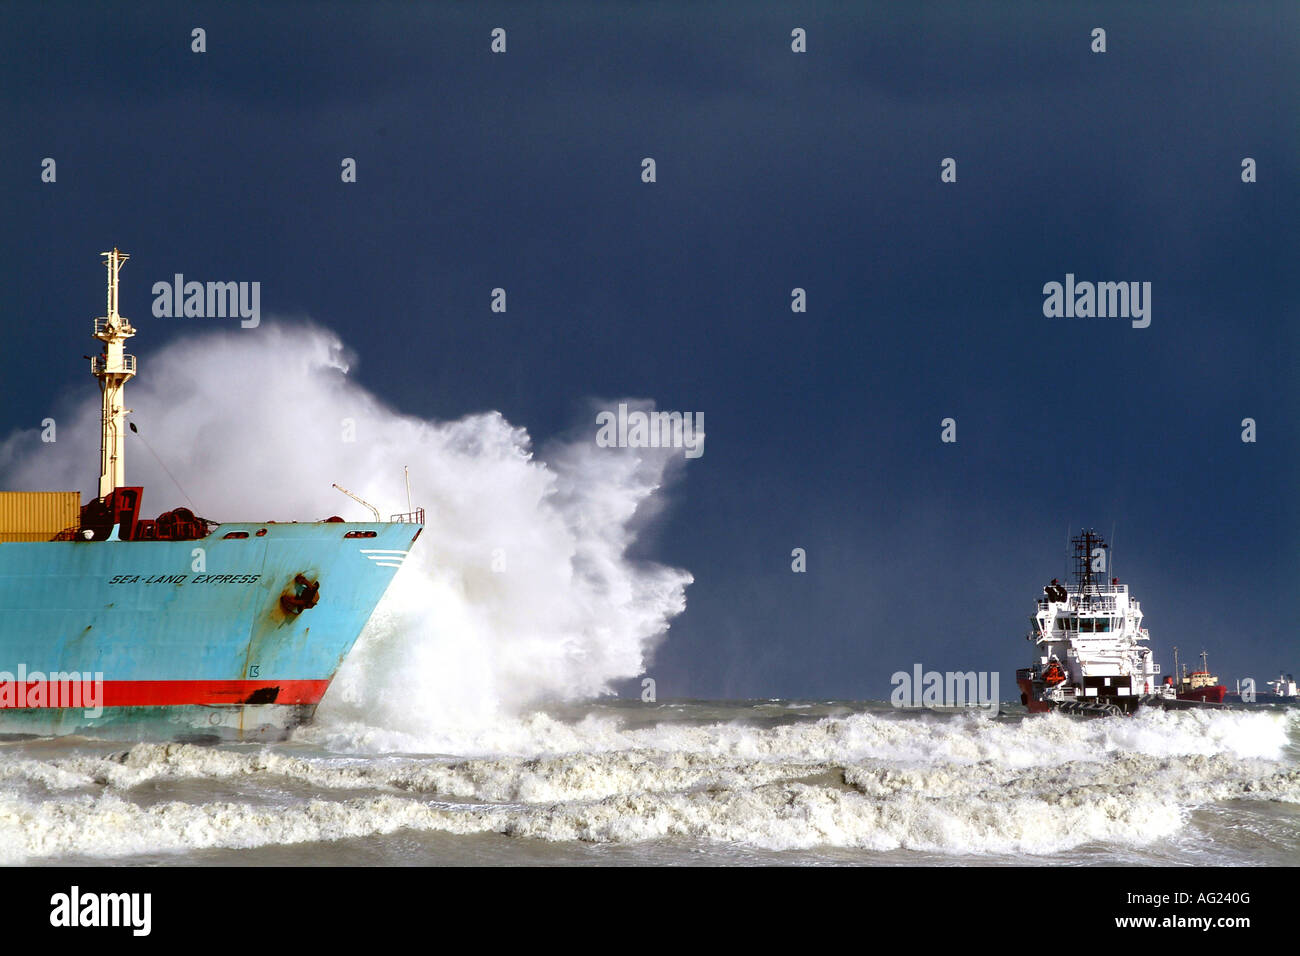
[1071,528,1107,595]
[92,248,137,499]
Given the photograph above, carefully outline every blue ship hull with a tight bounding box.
[0,521,419,740]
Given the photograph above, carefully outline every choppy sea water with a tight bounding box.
[1,700,1297,866]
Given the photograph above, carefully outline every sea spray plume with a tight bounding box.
[0,323,693,750]
[319,401,695,751]
[0,324,360,513]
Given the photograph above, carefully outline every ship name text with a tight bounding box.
[107,573,263,585]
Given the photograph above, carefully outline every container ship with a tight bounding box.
[0,250,422,740]
[1016,529,1177,715]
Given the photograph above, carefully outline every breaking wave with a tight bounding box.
[0,706,1295,863]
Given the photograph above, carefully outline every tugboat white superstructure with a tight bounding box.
[1016,530,1176,716]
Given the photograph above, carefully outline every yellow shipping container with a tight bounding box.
[0,491,82,542]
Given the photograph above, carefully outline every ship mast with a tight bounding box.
[92,248,137,500]
[1070,528,1107,595]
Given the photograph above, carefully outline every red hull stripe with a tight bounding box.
[0,680,330,708]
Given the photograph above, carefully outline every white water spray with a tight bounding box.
[0,322,694,751]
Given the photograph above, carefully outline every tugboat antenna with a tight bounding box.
[1110,523,1116,579]
[1064,523,1071,585]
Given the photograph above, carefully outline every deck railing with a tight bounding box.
[91,354,136,375]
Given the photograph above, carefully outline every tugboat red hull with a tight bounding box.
[1016,673,1053,713]
[1177,685,1227,704]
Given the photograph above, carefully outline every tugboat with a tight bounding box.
[1171,648,1227,704]
[1016,529,1175,716]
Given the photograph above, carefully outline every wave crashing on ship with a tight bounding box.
[0,322,695,744]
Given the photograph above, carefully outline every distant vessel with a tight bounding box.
[1266,674,1298,699]
[1171,648,1227,705]
[0,250,422,740]
[1017,530,1176,716]
[1226,673,1298,704]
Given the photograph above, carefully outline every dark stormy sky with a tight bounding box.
[2,2,1296,699]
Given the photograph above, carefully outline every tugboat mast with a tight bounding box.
[1071,528,1108,595]
[92,249,137,500]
